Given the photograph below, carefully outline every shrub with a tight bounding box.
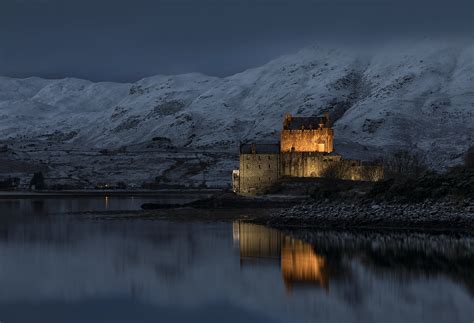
[465,146,474,169]
[384,150,428,179]
[321,161,352,180]
[29,172,45,190]
[358,165,385,182]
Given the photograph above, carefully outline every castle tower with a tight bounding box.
[280,113,334,153]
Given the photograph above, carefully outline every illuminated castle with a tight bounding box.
[232,113,383,195]
[281,113,334,153]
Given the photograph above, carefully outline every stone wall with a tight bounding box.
[281,152,342,177]
[281,153,384,181]
[280,128,334,153]
[239,152,280,195]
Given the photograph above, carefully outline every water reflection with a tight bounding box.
[0,200,473,323]
[281,237,329,292]
[234,222,329,292]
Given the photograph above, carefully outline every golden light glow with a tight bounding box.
[281,237,329,292]
[235,222,329,293]
[280,129,334,153]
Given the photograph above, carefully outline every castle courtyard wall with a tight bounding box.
[280,152,342,177]
[280,153,384,181]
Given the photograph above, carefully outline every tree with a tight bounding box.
[29,172,45,190]
[321,161,352,180]
[464,146,474,169]
[384,150,428,179]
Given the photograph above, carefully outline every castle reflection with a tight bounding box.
[233,221,329,293]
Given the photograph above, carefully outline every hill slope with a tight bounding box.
[1,39,473,170]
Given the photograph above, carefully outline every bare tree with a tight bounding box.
[358,165,384,182]
[465,146,474,169]
[321,161,352,180]
[384,150,428,179]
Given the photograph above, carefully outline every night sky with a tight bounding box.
[1,0,473,81]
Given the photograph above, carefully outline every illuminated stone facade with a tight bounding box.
[280,113,334,153]
[280,152,341,177]
[232,114,384,195]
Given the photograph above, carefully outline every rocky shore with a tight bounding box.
[258,198,474,231]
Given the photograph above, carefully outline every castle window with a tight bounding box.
[258,165,261,169]
[268,164,271,169]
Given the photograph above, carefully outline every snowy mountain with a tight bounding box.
[1,39,473,170]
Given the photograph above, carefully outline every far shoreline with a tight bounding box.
[77,196,474,234]
[0,188,222,199]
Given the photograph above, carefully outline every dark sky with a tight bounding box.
[1,0,473,82]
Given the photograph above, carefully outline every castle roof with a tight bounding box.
[284,115,329,130]
[240,143,280,154]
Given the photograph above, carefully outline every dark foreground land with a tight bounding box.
[134,169,474,231]
[257,199,474,231]
[138,197,474,231]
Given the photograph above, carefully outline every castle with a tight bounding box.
[232,113,383,195]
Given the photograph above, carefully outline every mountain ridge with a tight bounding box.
[1,40,473,169]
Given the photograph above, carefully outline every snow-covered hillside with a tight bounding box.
[1,39,473,169]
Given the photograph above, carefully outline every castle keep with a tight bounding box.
[233,113,383,195]
[281,113,333,153]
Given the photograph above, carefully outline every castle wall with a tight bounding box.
[280,153,383,181]
[239,152,280,195]
[280,152,342,177]
[280,128,334,153]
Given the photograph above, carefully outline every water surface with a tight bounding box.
[0,198,472,323]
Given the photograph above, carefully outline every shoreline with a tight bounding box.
[2,189,472,233]
[0,189,222,199]
[253,198,474,232]
[80,197,474,233]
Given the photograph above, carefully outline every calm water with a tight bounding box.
[0,198,473,323]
